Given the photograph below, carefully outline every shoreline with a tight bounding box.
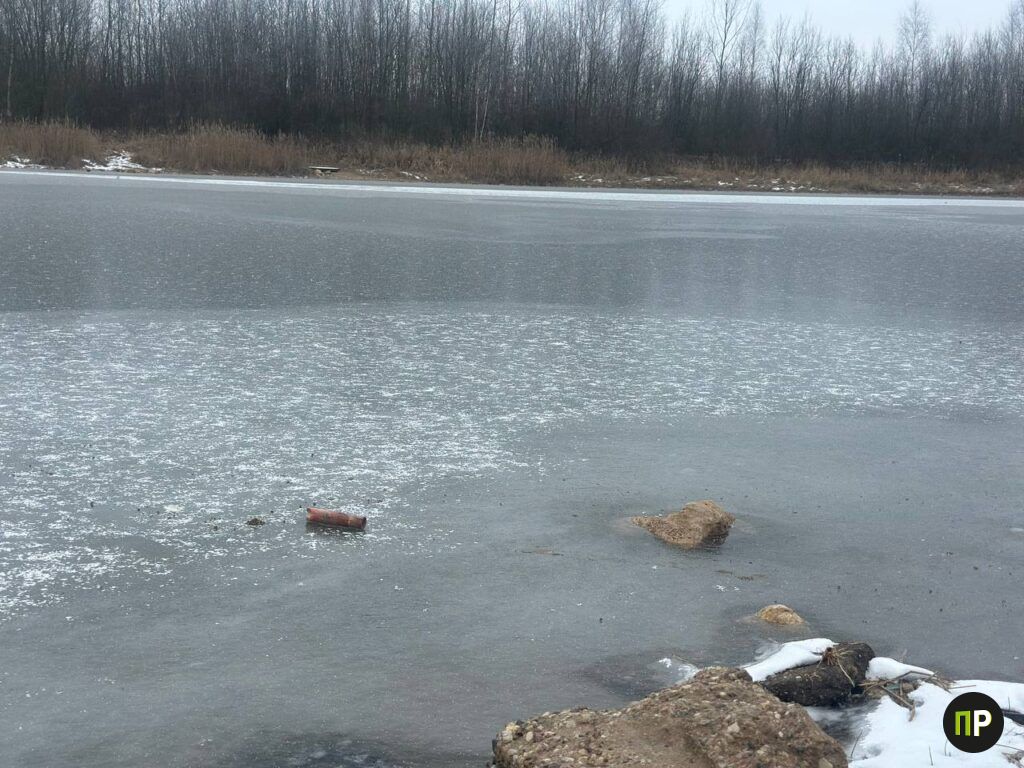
[8,166,1024,208]
[3,122,1024,199]
[6,159,1024,200]
[491,637,1024,767]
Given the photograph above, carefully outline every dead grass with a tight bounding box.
[130,124,311,175]
[0,120,101,167]
[128,128,567,184]
[566,155,1023,196]
[2,119,1022,195]
[331,135,569,185]
[453,137,569,185]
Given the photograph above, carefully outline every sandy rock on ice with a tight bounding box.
[632,499,736,549]
[757,604,806,625]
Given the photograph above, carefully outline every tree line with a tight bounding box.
[2,0,1024,167]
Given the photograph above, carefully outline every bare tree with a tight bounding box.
[1,0,1023,167]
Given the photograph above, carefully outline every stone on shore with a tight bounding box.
[632,500,736,549]
[761,642,875,707]
[757,604,805,625]
[492,667,847,768]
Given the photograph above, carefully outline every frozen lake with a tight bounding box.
[1,172,1023,767]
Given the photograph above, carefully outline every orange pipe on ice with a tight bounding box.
[306,507,367,530]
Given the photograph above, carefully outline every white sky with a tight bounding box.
[662,0,1014,47]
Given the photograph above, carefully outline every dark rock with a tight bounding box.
[761,642,875,707]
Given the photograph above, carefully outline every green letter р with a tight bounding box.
[955,710,972,736]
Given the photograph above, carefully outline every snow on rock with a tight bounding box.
[744,641,935,686]
[866,656,935,681]
[743,637,835,682]
[850,680,1024,767]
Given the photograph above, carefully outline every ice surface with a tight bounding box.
[1,308,1023,617]
[2,309,1022,618]
[657,657,700,684]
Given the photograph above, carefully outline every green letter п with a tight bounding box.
[955,710,972,736]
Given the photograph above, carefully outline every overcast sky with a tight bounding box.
[663,0,1014,47]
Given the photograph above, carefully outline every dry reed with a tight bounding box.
[0,120,101,167]
[2,120,1021,196]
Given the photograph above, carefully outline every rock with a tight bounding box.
[500,722,522,743]
[757,604,805,625]
[245,516,265,526]
[761,642,875,707]
[632,500,736,549]
[492,667,847,768]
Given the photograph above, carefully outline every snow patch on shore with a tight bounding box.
[82,152,159,172]
[2,156,43,169]
[741,639,1024,766]
[2,152,159,172]
[851,680,1024,766]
